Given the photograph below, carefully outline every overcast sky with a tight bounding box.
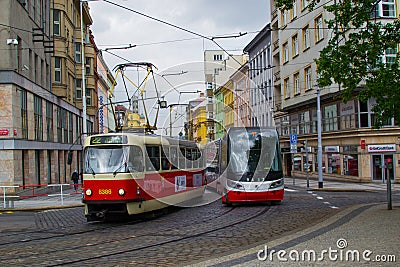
[89,0,270,134]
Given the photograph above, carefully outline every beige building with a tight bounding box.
[0,0,113,190]
[0,0,83,188]
[271,0,400,183]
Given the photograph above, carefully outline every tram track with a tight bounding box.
[0,204,273,266]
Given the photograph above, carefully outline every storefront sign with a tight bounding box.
[0,129,9,136]
[325,146,339,152]
[367,144,396,153]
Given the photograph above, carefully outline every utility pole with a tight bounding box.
[316,86,323,188]
[80,0,87,137]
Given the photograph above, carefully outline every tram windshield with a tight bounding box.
[227,128,281,182]
[84,146,129,174]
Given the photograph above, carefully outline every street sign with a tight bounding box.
[290,144,297,153]
[290,134,297,144]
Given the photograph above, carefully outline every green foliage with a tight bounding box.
[276,0,400,128]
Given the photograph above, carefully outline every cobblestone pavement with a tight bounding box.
[0,182,398,266]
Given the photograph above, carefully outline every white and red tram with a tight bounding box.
[207,127,284,205]
[82,132,205,221]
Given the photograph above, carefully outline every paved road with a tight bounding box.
[1,180,398,266]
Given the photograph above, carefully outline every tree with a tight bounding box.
[276,0,400,127]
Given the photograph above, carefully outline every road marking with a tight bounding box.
[330,206,339,209]
[316,196,324,200]
[323,201,331,205]
[284,188,297,192]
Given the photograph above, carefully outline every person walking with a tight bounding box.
[71,170,79,191]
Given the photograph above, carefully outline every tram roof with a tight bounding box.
[84,132,199,148]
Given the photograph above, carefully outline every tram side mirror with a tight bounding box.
[67,151,73,165]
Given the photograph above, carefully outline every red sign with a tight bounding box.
[360,140,366,149]
[0,129,9,136]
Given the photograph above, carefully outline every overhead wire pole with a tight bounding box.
[316,85,323,188]
[80,0,87,137]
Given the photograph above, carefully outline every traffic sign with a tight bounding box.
[290,134,298,144]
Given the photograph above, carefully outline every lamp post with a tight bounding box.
[167,103,189,137]
[80,0,87,137]
[316,86,323,188]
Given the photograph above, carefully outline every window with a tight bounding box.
[282,10,288,27]
[20,89,28,139]
[326,146,341,174]
[53,10,60,36]
[291,1,297,19]
[57,107,62,142]
[315,15,324,43]
[371,0,396,18]
[302,0,309,10]
[76,78,82,99]
[85,57,91,75]
[54,57,61,83]
[128,146,144,172]
[343,146,358,176]
[75,43,81,63]
[303,25,310,50]
[299,111,310,134]
[340,100,356,130]
[34,95,43,141]
[381,47,398,65]
[46,102,53,142]
[161,147,170,171]
[284,77,290,99]
[213,54,223,61]
[283,42,289,63]
[86,89,91,106]
[323,104,338,131]
[62,109,67,143]
[305,66,312,91]
[145,146,160,171]
[294,72,300,95]
[292,34,299,57]
[359,98,393,128]
[68,112,73,144]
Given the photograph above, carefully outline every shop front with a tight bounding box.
[368,144,396,182]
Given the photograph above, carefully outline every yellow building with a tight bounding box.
[192,101,208,145]
[222,80,234,130]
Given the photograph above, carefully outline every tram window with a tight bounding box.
[179,148,186,169]
[161,147,170,170]
[170,146,178,169]
[146,146,160,171]
[186,149,193,169]
[128,145,144,172]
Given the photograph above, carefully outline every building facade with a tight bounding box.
[271,0,400,182]
[231,63,251,127]
[243,24,274,127]
[204,50,247,141]
[0,0,83,188]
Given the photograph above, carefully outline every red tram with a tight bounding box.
[206,127,284,205]
[82,132,205,221]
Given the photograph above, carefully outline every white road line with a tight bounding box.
[284,188,297,192]
[316,196,324,200]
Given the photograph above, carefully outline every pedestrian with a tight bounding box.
[71,169,79,191]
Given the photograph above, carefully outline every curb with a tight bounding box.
[0,203,84,212]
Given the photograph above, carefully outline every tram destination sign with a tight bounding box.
[90,135,128,145]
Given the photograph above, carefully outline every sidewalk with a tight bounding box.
[285,176,399,192]
[0,188,84,211]
[189,178,400,266]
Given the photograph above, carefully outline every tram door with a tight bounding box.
[372,154,394,182]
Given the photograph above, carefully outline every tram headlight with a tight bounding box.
[269,179,283,189]
[85,188,93,196]
[118,188,125,196]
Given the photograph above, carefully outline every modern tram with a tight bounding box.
[206,127,284,205]
[82,132,205,221]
